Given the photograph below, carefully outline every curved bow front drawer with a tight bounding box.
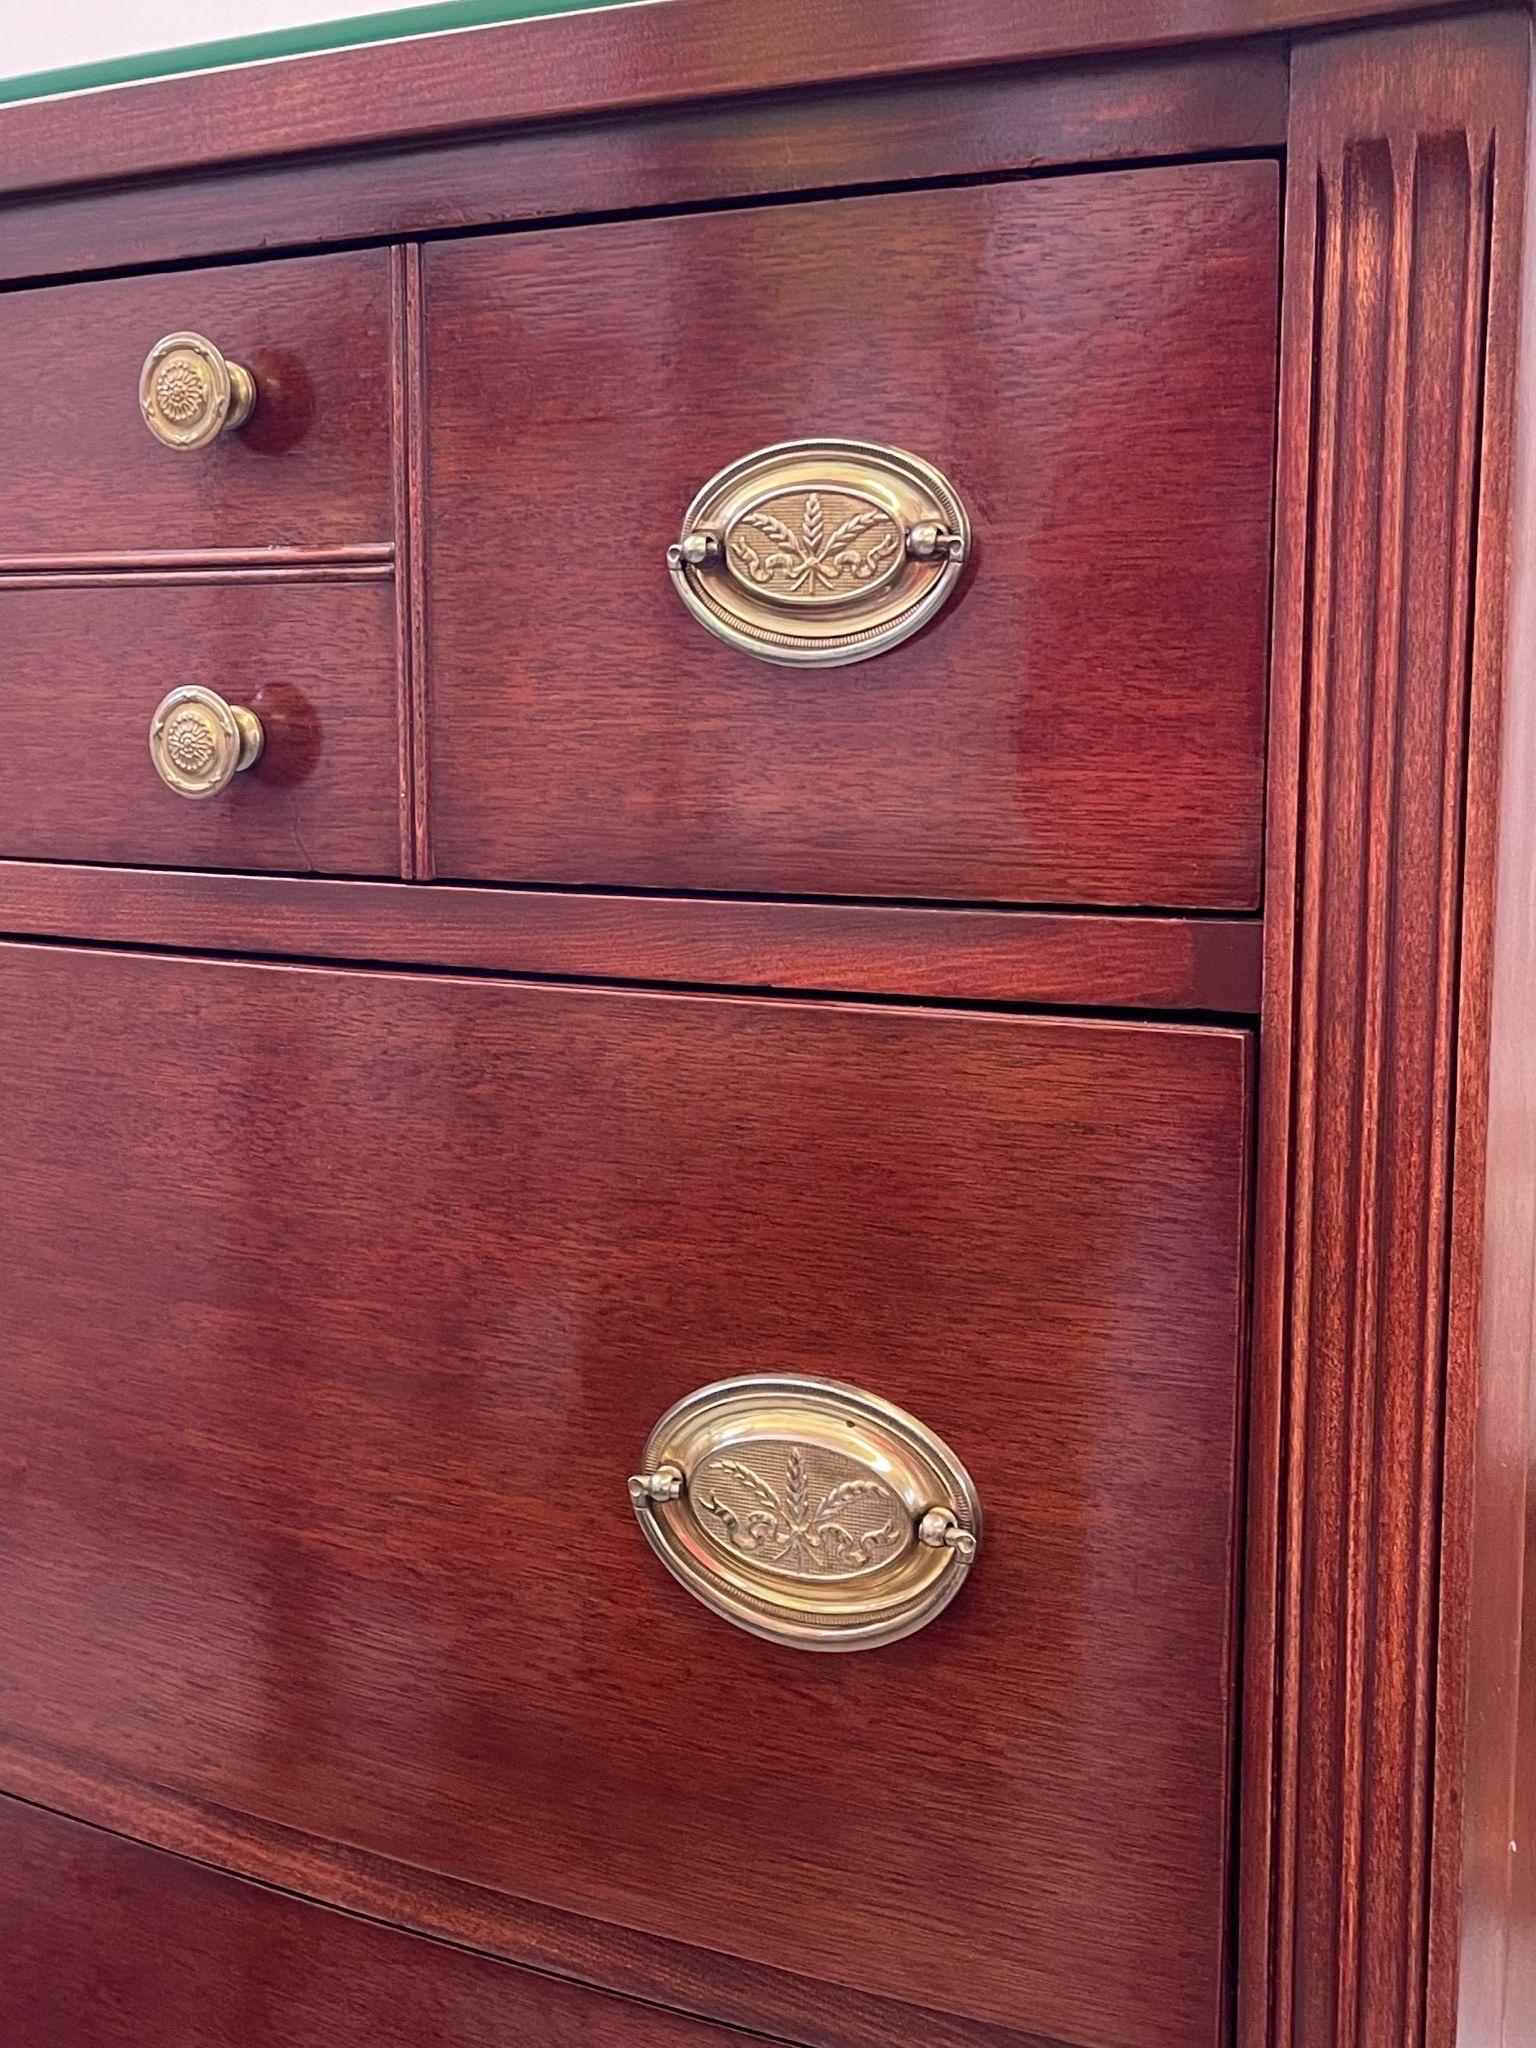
[0,248,392,556]
[424,161,1279,909]
[0,1799,765,2048]
[0,942,1251,2048]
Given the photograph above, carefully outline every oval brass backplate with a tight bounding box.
[629,1375,981,1651]
[667,440,970,667]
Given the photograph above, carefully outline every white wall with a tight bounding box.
[6,2,429,78]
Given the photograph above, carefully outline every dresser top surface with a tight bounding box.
[0,0,1502,203]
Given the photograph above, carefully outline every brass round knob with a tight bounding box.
[139,332,257,450]
[629,1375,982,1651]
[149,686,264,800]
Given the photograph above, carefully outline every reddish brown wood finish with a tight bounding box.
[0,863,1264,1012]
[1244,16,1535,2048]
[0,1797,765,2048]
[0,250,392,556]
[1,9,1534,2048]
[0,942,1251,2048]
[0,1744,1073,2048]
[0,545,393,574]
[0,0,1444,203]
[426,166,1278,907]
[390,243,427,880]
[1438,21,1536,2048]
[1452,330,1536,2048]
[0,565,390,588]
[0,53,1286,285]
[0,583,402,875]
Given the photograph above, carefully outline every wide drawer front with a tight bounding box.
[425,163,1278,907]
[0,249,393,555]
[0,944,1250,2048]
[0,582,402,873]
[0,1798,762,2048]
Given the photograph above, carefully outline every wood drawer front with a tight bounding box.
[425,164,1278,907]
[0,250,392,556]
[0,944,1249,2048]
[0,1799,762,2048]
[0,583,401,874]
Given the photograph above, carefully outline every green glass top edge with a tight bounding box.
[0,0,642,108]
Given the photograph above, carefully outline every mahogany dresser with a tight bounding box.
[1,5,1533,2047]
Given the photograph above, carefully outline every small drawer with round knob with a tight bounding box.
[0,248,392,555]
[0,582,402,875]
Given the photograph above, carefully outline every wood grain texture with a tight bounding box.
[0,52,1285,286]
[426,166,1277,908]
[0,250,392,556]
[0,0,1447,203]
[0,1796,766,2048]
[1437,17,1536,2048]
[0,546,393,573]
[1243,16,1533,2048]
[0,942,1251,2048]
[389,244,426,879]
[0,864,1263,1012]
[0,1742,1060,2048]
[0,584,402,875]
[0,567,391,589]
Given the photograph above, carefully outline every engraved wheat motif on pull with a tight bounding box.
[698,1445,900,1573]
[730,492,901,595]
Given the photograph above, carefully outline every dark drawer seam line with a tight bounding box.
[0,141,1286,297]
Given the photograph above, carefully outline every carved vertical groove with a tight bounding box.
[1293,123,1486,2048]
[1255,18,1526,2048]
[389,242,430,880]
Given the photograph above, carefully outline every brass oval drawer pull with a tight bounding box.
[139,331,257,450]
[667,438,970,667]
[149,686,264,799]
[629,1375,981,1651]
